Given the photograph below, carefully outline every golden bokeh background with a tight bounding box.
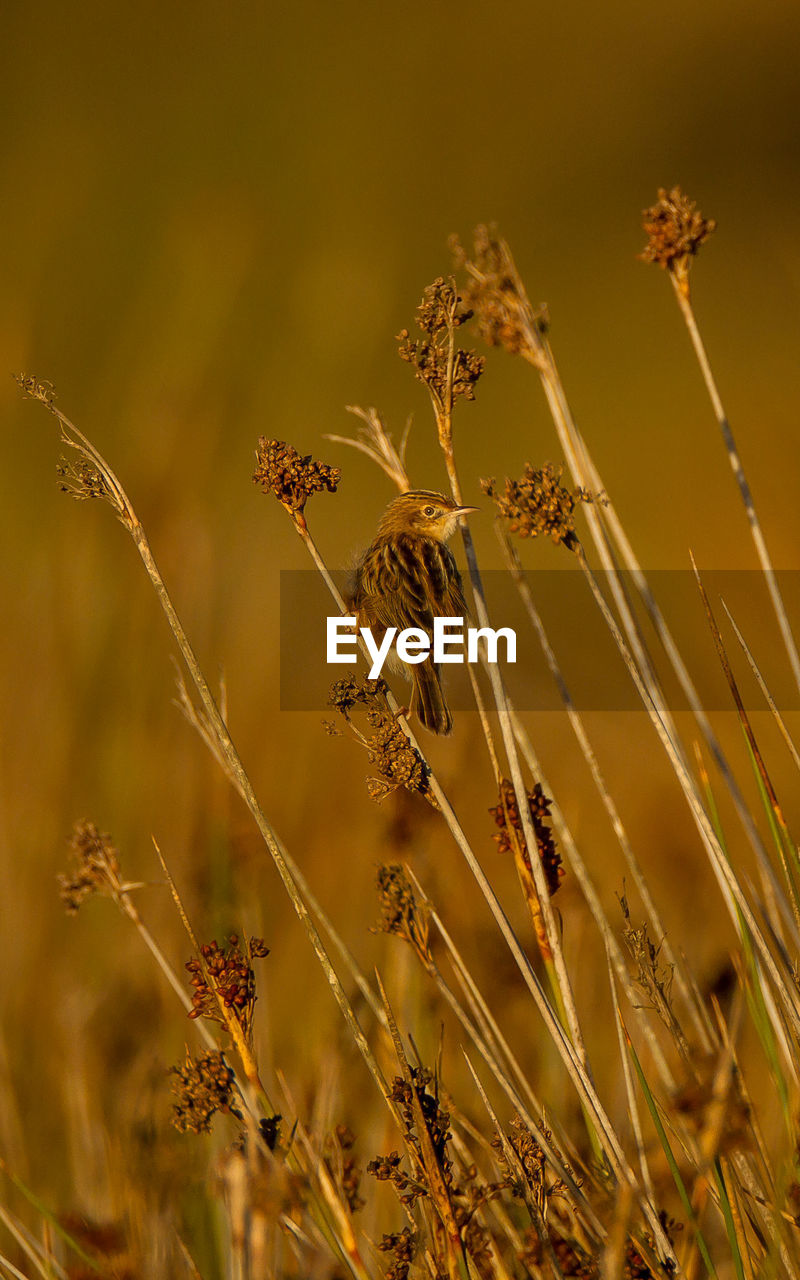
[2,0,800,1242]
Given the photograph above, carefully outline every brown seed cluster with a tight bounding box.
[56,456,110,503]
[451,225,547,361]
[482,463,597,551]
[170,1050,237,1134]
[370,1066,500,1278]
[640,186,715,288]
[328,675,387,715]
[186,934,269,1038]
[490,778,564,898]
[368,1067,452,1208]
[493,1115,573,1208]
[375,864,432,965]
[58,820,124,913]
[619,894,677,1020]
[253,437,340,514]
[397,276,484,414]
[367,715,431,802]
[377,1226,417,1280]
[15,373,56,404]
[326,677,435,806]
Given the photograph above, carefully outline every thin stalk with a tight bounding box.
[174,671,388,1031]
[439,435,593,1084]
[670,274,800,697]
[722,600,800,775]
[295,520,634,1190]
[33,391,401,1131]
[498,524,710,1051]
[574,544,800,1037]
[621,1017,717,1279]
[504,705,679,1093]
[607,957,656,1208]
[692,559,800,932]
[497,277,789,918]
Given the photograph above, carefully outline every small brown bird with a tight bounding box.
[348,490,477,734]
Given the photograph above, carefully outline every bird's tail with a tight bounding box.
[411,662,452,735]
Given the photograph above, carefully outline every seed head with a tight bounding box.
[375,864,432,963]
[170,1050,237,1134]
[253,438,340,514]
[58,820,124,913]
[377,1226,417,1280]
[482,463,598,551]
[490,779,563,897]
[56,456,111,503]
[186,934,269,1040]
[640,186,715,294]
[326,677,436,806]
[15,373,56,404]
[451,226,549,364]
[397,276,484,416]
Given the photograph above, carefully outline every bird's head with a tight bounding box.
[377,490,479,542]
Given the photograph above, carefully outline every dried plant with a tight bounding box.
[326,676,436,806]
[639,185,716,295]
[482,462,602,550]
[18,188,800,1280]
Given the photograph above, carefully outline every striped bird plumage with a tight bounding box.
[347,490,476,734]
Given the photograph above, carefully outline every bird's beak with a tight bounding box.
[455,505,479,517]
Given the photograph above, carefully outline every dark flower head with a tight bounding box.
[490,778,563,897]
[186,934,269,1041]
[58,820,124,913]
[253,438,340,515]
[171,1050,237,1134]
[482,463,599,551]
[397,277,484,418]
[451,226,549,365]
[640,186,715,294]
[375,864,432,963]
[326,677,436,806]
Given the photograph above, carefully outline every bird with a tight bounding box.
[347,489,477,734]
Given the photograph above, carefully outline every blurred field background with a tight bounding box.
[2,0,800,1271]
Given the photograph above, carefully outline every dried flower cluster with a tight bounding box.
[58,820,125,913]
[397,277,484,419]
[368,1067,452,1208]
[619,895,676,1020]
[15,373,56,404]
[56,455,110,503]
[482,462,599,551]
[640,186,715,293]
[186,934,269,1039]
[490,778,564,897]
[253,437,340,514]
[370,1067,499,1278]
[171,1050,237,1134]
[367,715,432,802]
[327,675,387,716]
[374,864,432,965]
[451,225,548,363]
[377,1226,417,1280]
[326,677,435,806]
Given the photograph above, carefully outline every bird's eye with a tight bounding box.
[423,505,435,517]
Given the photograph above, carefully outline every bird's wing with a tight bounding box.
[351,535,470,638]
